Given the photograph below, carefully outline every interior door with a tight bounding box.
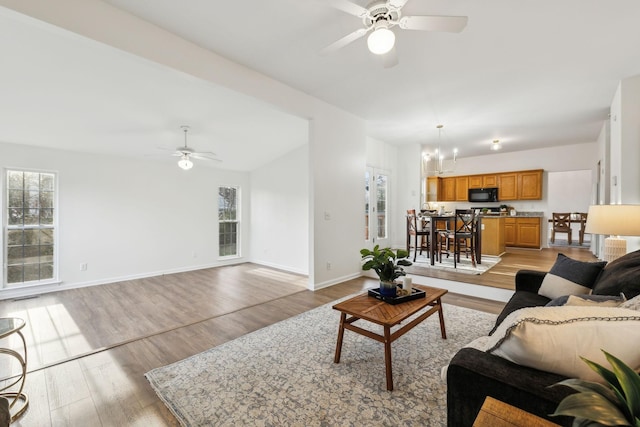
[365,167,390,249]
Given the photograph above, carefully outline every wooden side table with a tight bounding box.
[473,396,560,427]
[0,318,29,422]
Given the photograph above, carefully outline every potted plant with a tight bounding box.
[360,245,412,297]
[550,350,640,426]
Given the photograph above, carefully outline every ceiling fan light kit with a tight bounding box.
[178,155,193,170]
[367,21,395,54]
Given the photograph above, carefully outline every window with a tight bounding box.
[218,186,239,257]
[4,170,57,286]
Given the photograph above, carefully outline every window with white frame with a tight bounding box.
[218,186,239,257]
[4,169,57,286]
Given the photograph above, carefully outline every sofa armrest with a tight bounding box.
[515,269,547,293]
[446,347,574,427]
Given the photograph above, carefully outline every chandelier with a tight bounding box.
[422,125,458,175]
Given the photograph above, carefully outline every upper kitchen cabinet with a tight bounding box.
[440,177,456,201]
[426,177,441,202]
[455,176,469,201]
[519,170,543,200]
[498,173,518,200]
[468,174,498,189]
[498,169,543,201]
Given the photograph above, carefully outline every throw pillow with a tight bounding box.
[483,306,640,383]
[545,294,625,307]
[538,253,607,300]
[591,249,640,299]
[620,294,640,311]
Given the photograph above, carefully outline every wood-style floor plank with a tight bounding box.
[0,247,595,425]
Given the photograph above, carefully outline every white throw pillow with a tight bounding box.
[484,306,640,383]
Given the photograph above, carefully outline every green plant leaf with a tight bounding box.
[603,351,640,420]
[581,356,621,390]
[552,378,621,405]
[551,391,632,426]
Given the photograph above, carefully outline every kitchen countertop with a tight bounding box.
[480,211,544,218]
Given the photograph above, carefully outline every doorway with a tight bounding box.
[365,167,390,248]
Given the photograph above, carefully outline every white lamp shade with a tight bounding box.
[584,205,640,236]
[367,27,395,55]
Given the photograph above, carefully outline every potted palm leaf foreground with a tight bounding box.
[550,350,640,427]
[360,245,412,297]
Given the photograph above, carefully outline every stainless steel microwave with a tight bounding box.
[468,187,499,203]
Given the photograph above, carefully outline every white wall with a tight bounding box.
[310,113,366,289]
[609,75,640,252]
[0,141,250,299]
[250,145,309,277]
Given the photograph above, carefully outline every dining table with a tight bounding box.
[422,214,483,266]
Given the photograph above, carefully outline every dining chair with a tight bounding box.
[551,212,572,244]
[578,212,588,245]
[406,209,431,262]
[440,209,477,268]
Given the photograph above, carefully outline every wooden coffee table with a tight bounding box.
[332,284,447,391]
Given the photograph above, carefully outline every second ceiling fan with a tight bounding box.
[322,0,468,62]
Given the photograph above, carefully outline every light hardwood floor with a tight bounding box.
[0,247,596,426]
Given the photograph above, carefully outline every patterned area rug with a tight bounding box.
[405,254,501,275]
[146,295,497,426]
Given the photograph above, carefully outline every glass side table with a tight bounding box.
[0,318,29,422]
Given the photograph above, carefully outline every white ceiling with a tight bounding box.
[3,0,640,170]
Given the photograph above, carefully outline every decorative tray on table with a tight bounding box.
[367,287,426,304]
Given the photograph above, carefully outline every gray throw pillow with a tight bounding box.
[538,253,607,300]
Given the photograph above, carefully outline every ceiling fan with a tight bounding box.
[321,0,468,62]
[172,125,220,170]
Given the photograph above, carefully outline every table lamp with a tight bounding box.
[584,204,640,262]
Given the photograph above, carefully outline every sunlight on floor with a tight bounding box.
[247,268,308,288]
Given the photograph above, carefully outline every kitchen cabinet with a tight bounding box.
[519,170,543,200]
[427,169,542,202]
[498,170,542,201]
[441,177,456,201]
[498,173,518,200]
[426,177,441,202]
[504,217,516,246]
[516,217,541,248]
[505,217,541,248]
[455,176,469,201]
[469,174,498,189]
[481,216,505,256]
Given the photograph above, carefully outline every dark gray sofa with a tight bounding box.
[446,249,640,427]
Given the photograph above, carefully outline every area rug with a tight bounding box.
[405,254,501,275]
[145,295,497,426]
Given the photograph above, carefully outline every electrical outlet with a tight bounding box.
[326,262,332,270]
[80,263,87,271]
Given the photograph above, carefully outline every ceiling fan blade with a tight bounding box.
[399,15,468,32]
[320,28,369,55]
[388,0,409,10]
[325,0,369,17]
[191,154,221,162]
